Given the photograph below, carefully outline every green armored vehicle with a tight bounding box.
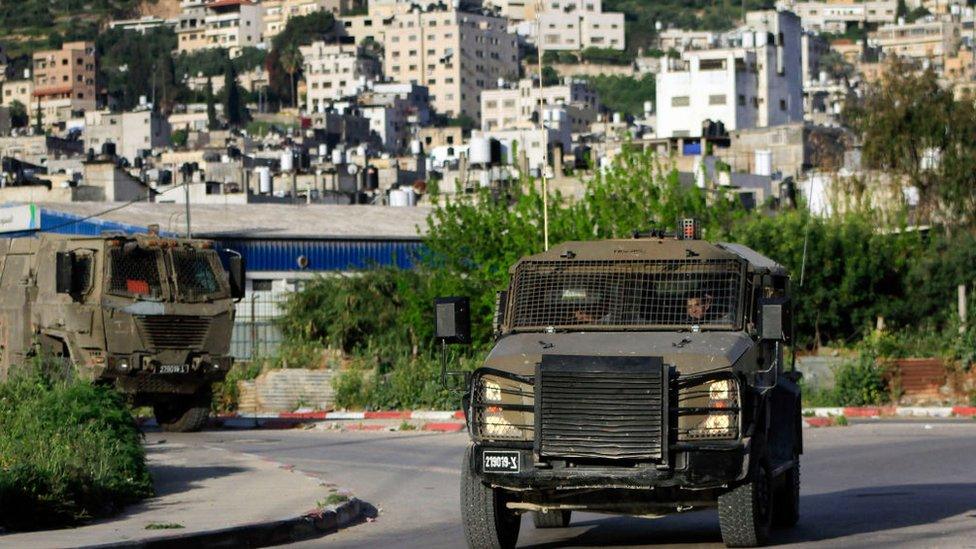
[0,231,245,432]
[439,221,802,548]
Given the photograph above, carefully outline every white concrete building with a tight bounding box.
[522,0,625,51]
[84,109,172,163]
[383,7,519,122]
[301,43,381,110]
[263,0,345,45]
[656,10,803,138]
[872,18,961,69]
[177,0,211,54]
[780,0,897,32]
[480,78,600,133]
[204,0,264,56]
[109,16,178,33]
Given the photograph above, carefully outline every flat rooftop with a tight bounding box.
[35,202,433,240]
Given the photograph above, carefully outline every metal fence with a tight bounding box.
[230,292,288,360]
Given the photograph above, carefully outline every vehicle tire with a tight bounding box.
[772,457,800,528]
[154,397,211,432]
[460,445,521,549]
[533,510,571,528]
[718,460,772,547]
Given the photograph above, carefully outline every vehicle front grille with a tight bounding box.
[537,355,667,461]
[137,315,211,349]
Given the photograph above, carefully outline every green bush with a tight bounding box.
[0,367,153,531]
[832,356,890,406]
[212,361,263,413]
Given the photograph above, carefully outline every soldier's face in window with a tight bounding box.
[687,297,710,320]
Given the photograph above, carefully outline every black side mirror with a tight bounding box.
[228,255,246,299]
[760,297,792,343]
[55,251,74,294]
[435,296,471,345]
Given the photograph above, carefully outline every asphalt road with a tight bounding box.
[153,420,976,548]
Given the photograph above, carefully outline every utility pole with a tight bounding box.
[181,163,193,238]
[536,0,549,251]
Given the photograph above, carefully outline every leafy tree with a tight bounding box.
[278,44,303,109]
[266,11,335,109]
[817,51,854,80]
[8,101,28,128]
[33,101,43,134]
[222,61,246,126]
[844,59,976,226]
[541,65,560,86]
[580,47,635,66]
[170,128,189,148]
[586,73,656,116]
[96,27,180,111]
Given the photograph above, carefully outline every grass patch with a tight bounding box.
[145,522,185,530]
[318,493,350,507]
[0,365,154,531]
[834,415,849,427]
[398,421,417,431]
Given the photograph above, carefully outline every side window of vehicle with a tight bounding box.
[71,250,95,298]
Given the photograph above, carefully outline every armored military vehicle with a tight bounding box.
[0,231,245,432]
[437,221,801,548]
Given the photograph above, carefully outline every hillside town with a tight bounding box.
[3,0,976,547]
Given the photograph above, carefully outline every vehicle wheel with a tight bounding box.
[533,510,571,528]
[460,445,521,549]
[718,460,772,547]
[773,457,800,528]
[154,396,211,432]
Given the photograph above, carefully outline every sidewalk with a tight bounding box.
[0,440,363,548]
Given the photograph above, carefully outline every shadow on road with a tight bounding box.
[520,483,976,547]
[150,464,248,497]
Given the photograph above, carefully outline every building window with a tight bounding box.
[671,96,690,107]
[709,94,726,105]
[779,99,787,111]
[738,94,745,106]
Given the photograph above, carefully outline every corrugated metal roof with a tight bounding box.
[32,202,431,240]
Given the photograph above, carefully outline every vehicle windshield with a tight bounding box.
[108,246,165,299]
[170,248,227,301]
[506,259,744,331]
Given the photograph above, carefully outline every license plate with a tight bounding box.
[158,364,189,374]
[483,451,520,473]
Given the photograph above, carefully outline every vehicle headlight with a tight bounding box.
[471,373,534,442]
[677,377,739,441]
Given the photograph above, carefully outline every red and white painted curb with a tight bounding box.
[803,406,976,419]
[205,406,976,431]
[215,410,467,432]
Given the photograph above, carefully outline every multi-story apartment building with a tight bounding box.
[658,29,722,52]
[656,10,803,138]
[204,0,264,56]
[263,0,346,45]
[32,41,97,126]
[301,43,381,110]
[84,109,172,162]
[382,7,519,122]
[1,79,34,111]
[871,19,961,69]
[177,0,211,54]
[480,77,600,132]
[513,0,625,51]
[781,0,897,33]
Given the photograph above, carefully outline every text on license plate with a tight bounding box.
[483,451,520,473]
[159,364,189,374]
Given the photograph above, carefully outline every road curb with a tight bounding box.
[84,498,366,549]
[804,406,976,419]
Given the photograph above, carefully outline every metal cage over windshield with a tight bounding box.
[505,258,746,331]
[170,248,228,301]
[108,247,165,299]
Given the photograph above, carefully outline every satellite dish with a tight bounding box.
[347,164,359,175]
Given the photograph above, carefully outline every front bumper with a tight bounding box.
[473,440,750,491]
[109,354,233,395]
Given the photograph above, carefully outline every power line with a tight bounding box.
[44,184,186,233]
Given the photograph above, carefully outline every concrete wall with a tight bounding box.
[237,368,336,413]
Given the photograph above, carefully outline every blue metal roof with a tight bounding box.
[6,206,426,272]
[219,238,424,271]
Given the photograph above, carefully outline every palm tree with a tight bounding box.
[280,45,303,110]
